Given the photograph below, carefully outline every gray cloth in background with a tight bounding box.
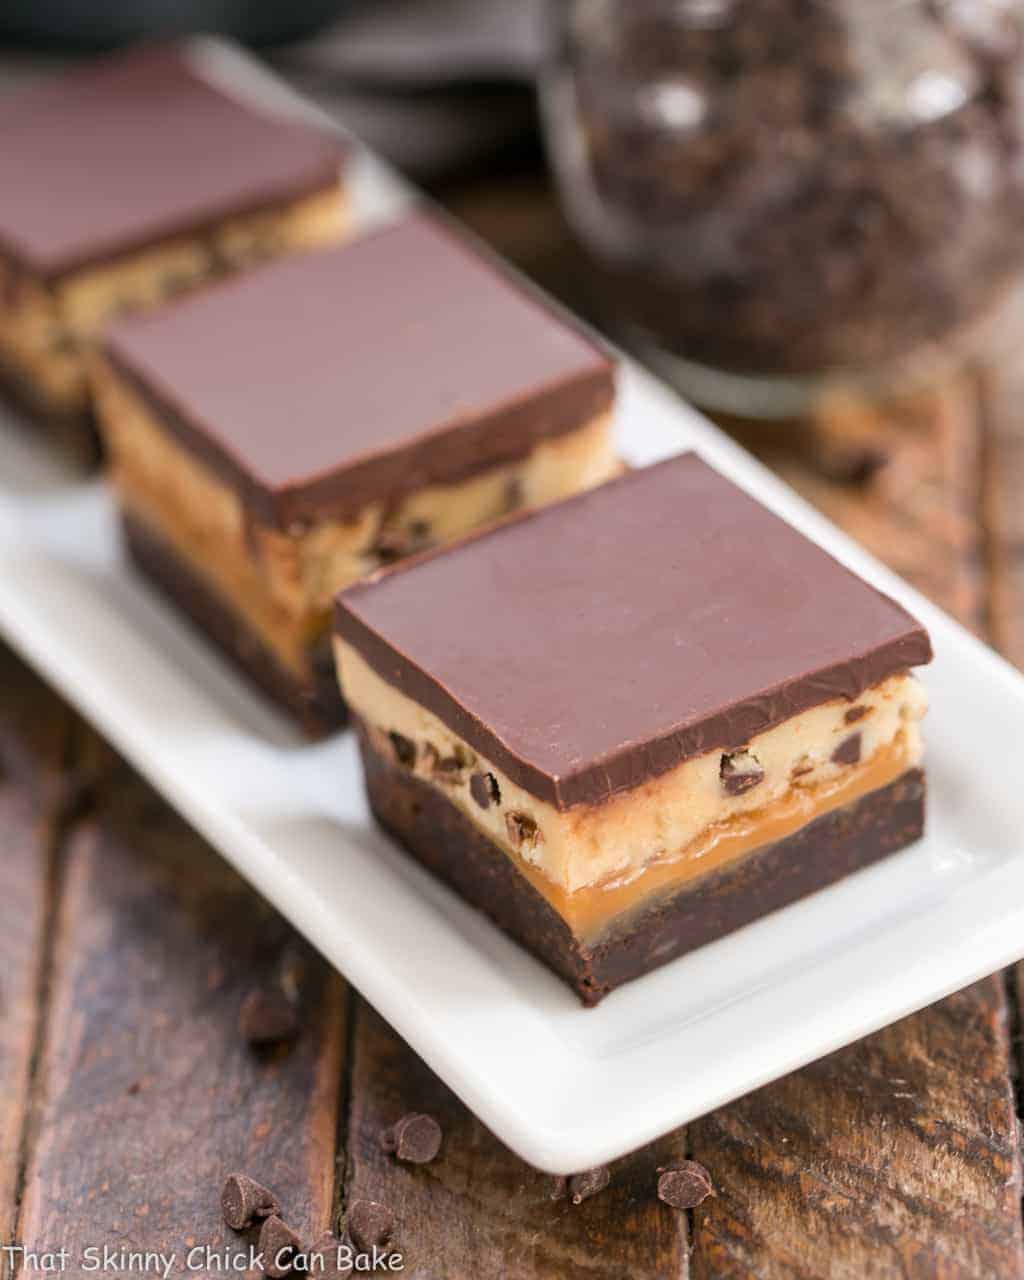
[0,0,553,183]
[271,0,552,180]
[280,0,550,86]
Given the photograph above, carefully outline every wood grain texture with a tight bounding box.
[978,352,1024,1220]
[0,643,76,799]
[342,1001,689,1279]
[0,783,48,1252]
[690,977,1023,1279]
[979,357,1024,669]
[14,765,347,1271]
[0,647,73,1255]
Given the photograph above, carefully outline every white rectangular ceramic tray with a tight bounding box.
[4,41,1024,1175]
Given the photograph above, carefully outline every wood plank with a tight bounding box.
[15,766,347,1268]
[0,642,77,800]
[980,358,1024,669]
[0,785,50,1257]
[976,352,1024,1236]
[690,976,1023,1279]
[342,1000,689,1279]
[0,647,73,1257]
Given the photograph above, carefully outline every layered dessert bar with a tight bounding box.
[95,214,617,732]
[0,44,346,442]
[335,453,932,1005]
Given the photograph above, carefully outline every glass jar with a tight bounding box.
[543,0,1024,416]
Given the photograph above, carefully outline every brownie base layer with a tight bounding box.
[0,362,100,468]
[122,511,346,736]
[357,719,926,1005]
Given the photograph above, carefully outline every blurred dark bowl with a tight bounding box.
[0,0,353,49]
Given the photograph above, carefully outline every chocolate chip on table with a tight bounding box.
[657,1161,716,1209]
[346,1200,395,1254]
[259,1216,302,1277]
[831,732,862,766]
[307,1233,353,1280]
[719,750,765,797]
[221,1172,280,1231]
[380,1112,443,1165]
[238,986,300,1046]
[568,1166,611,1204]
[469,771,501,810]
[388,731,416,769]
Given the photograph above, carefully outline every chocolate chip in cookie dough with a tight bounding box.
[427,742,476,784]
[470,771,501,810]
[720,750,765,796]
[657,1161,716,1210]
[844,704,871,725]
[569,1166,611,1204]
[221,1173,280,1231]
[238,986,300,1047]
[259,1215,302,1277]
[372,520,433,565]
[506,811,541,850]
[380,1112,443,1165]
[504,475,525,512]
[831,732,862,766]
[346,1200,395,1254]
[388,731,416,769]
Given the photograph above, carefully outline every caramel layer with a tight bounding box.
[510,735,913,942]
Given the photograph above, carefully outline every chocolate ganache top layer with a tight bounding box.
[106,213,614,529]
[0,45,344,279]
[336,453,932,809]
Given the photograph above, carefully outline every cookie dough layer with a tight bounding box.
[0,183,344,420]
[97,359,618,694]
[337,640,925,936]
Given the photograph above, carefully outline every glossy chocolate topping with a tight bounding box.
[336,453,932,809]
[106,213,614,528]
[0,45,344,279]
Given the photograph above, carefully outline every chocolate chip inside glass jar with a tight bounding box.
[547,0,1024,400]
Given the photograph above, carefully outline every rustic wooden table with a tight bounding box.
[3,171,1024,1280]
